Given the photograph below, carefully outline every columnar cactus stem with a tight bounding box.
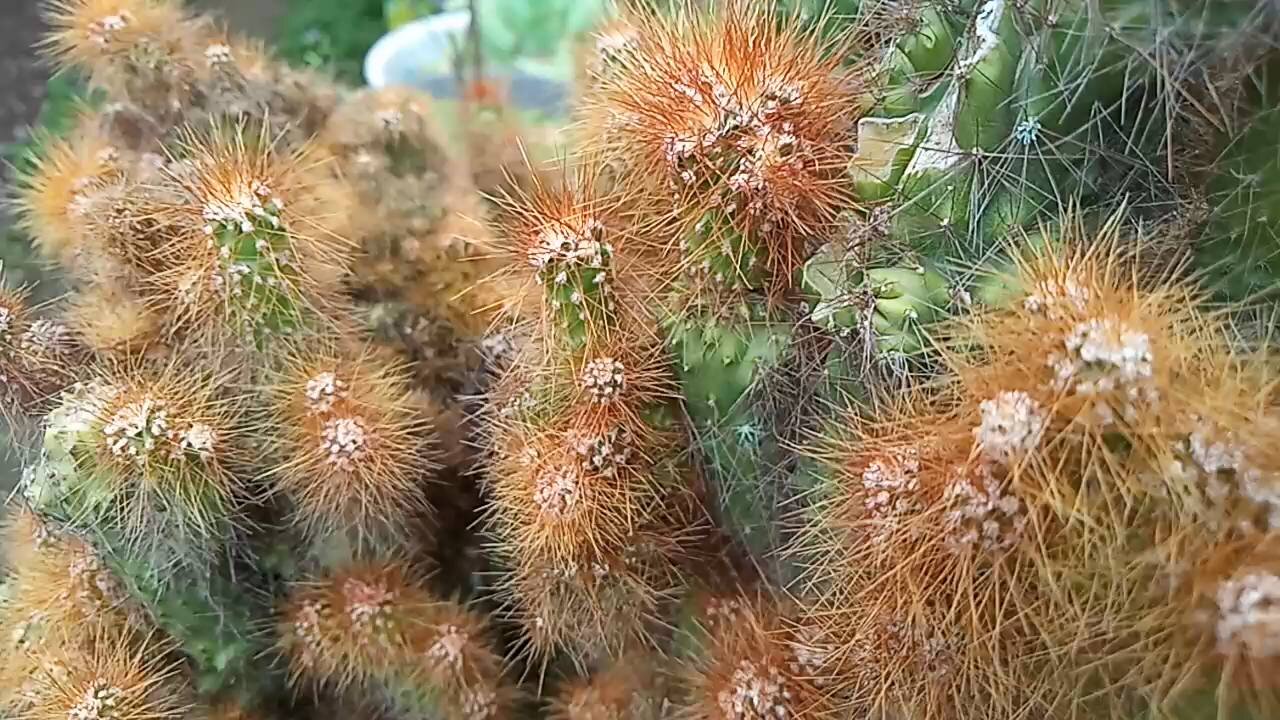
[278,561,516,719]
[578,0,871,571]
[484,163,702,663]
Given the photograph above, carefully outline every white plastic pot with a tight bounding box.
[362,10,568,115]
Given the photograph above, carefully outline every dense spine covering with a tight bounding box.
[483,162,701,663]
[3,0,1280,718]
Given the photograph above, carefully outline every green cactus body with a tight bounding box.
[110,545,280,703]
[1197,108,1280,302]
[804,243,952,356]
[205,195,307,341]
[22,383,278,704]
[952,0,1022,152]
[530,218,616,350]
[9,1,1280,717]
[687,210,767,292]
[850,0,1195,260]
[666,300,790,561]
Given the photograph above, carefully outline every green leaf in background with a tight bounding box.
[385,0,443,29]
[278,0,387,84]
[465,0,610,65]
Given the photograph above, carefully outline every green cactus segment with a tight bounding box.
[1196,108,1280,302]
[803,244,951,356]
[21,384,278,704]
[952,0,1021,152]
[108,543,280,703]
[686,209,766,292]
[878,47,926,119]
[851,0,1174,256]
[666,303,791,561]
[24,382,233,552]
[899,7,960,78]
[205,197,307,340]
[530,219,616,349]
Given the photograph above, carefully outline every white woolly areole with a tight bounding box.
[527,218,609,277]
[1049,317,1156,423]
[786,627,833,687]
[342,577,394,636]
[68,547,128,612]
[581,357,626,404]
[860,446,923,542]
[178,422,216,457]
[943,465,1026,553]
[459,685,499,720]
[1023,277,1091,317]
[717,658,793,720]
[1184,418,1280,530]
[658,68,804,213]
[102,397,169,461]
[291,599,329,660]
[0,306,13,340]
[533,466,581,518]
[304,371,347,413]
[321,416,369,470]
[427,624,469,670]
[975,391,1047,463]
[204,43,233,65]
[49,382,120,437]
[1216,570,1280,658]
[202,179,283,236]
[569,427,632,478]
[67,680,122,720]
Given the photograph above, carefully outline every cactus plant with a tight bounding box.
[5,0,1280,719]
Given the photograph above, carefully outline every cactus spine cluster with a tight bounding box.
[3,0,1280,719]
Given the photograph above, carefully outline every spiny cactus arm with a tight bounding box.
[20,376,282,705]
[1196,107,1280,303]
[482,153,707,663]
[277,562,517,720]
[260,340,436,556]
[666,301,792,565]
[576,0,871,572]
[144,120,355,348]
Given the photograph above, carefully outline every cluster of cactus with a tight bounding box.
[4,0,1280,719]
[1,0,518,717]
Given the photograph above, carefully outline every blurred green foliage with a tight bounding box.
[276,0,389,84]
[1,70,96,297]
[462,0,609,64]
[386,0,444,29]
